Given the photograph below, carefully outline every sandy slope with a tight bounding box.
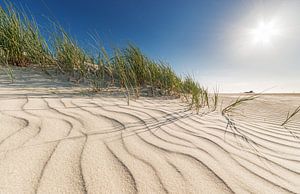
[0,67,299,194]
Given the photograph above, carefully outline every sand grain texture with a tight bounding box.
[0,68,299,193]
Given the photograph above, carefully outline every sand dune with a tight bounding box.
[0,68,299,193]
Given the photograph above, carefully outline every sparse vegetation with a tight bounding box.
[210,87,219,111]
[281,105,300,126]
[222,94,259,116]
[180,75,209,113]
[0,1,214,112]
[221,94,259,134]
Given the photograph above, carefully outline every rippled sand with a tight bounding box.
[0,67,299,193]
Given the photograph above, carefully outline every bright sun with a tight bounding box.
[250,21,280,46]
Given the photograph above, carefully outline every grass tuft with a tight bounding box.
[281,105,300,126]
[222,94,259,116]
[211,87,219,111]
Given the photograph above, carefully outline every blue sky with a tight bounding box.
[2,0,300,92]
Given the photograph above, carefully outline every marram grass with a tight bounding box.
[281,105,300,126]
[0,1,53,67]
[0,1,213,113]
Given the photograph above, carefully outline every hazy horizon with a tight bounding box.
[2,0,299,93]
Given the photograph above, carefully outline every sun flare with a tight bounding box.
[250,21,280,46]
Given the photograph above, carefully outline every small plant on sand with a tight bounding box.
[222,94,259,116]
[221,94,262,155]
[180,75,210,113]
[211,87,219,111]
[281,105,300,126]
[222,94,259,135]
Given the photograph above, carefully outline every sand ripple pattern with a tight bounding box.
[0,94,299,194]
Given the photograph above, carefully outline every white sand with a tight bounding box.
[0,67,299,193]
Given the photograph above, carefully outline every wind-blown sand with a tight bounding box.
[0,67,299,193]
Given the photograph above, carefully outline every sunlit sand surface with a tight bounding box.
[0,68,299,193]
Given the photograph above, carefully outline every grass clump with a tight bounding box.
[0,0,214,113]
[54,29,88,82]
[180,75,209,113]
[211,87,219,111]
[0,2,52,67]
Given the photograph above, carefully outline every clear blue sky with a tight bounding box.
[2,0,300,93]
